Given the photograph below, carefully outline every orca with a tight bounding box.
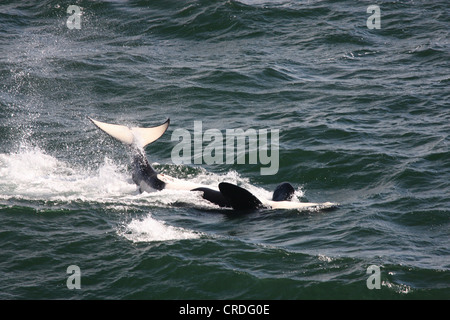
[89,117,336,211]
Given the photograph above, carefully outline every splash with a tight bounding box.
[0,146,135,203]
[119,214,201,243]
[0,145,313,210]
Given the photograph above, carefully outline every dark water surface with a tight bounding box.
[0,0,449,299]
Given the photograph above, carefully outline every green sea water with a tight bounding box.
[0,0,449,300]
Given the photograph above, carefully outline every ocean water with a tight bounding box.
[0,0,449,300]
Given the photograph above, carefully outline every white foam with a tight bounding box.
[0,146,135,202]
[0,146,309,210]
[119,214,201,243]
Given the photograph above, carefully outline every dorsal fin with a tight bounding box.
[218,182,264,211]
[89,117,170,148]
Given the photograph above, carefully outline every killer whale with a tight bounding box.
[89,117,336,211]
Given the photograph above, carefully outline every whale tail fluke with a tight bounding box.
[89,117,170,148]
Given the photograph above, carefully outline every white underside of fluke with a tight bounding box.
[89,117,170,148]
[264,199,336,210]
[157,174,209,191]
